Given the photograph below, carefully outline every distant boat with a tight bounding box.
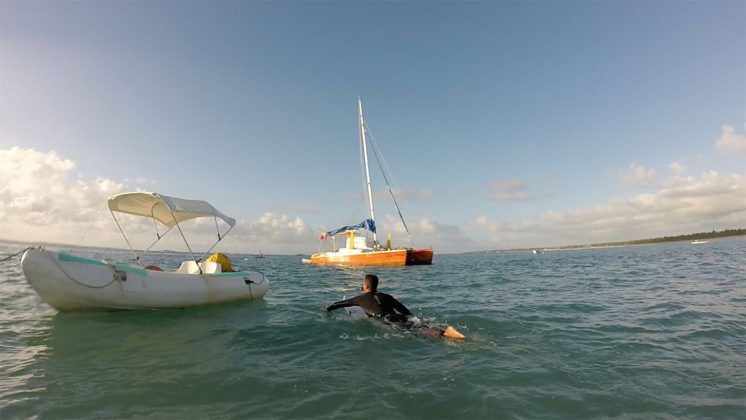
[305,98,433,266]
[255,251,264,258]
[21,192,269,311]
[691,240,709,245]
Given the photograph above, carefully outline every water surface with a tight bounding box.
[1,238,744,418]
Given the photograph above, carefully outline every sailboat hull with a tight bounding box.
[406,248,434,265]
[309,248,432,266]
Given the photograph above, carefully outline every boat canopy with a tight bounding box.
[107,192,236,228]
[327,219,376,236]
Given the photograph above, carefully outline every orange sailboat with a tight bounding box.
[304,98,433,266]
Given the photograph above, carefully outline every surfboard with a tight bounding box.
[341,304,465,340]
[344,305,368,320]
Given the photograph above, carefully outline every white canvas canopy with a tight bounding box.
[108,192,236,228]
[107,192,236,266]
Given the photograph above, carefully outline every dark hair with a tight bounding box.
[364,274,379,292]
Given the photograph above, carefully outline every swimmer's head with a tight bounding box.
[363,274,378,293]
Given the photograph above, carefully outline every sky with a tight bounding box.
[1,1,745,254]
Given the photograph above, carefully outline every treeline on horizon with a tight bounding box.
[589,228,746,247]
[489,228,746,253]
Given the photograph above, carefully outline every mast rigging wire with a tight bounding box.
[363,122,415,247]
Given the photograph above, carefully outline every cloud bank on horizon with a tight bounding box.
[1,123,744,254]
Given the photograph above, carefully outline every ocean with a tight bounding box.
[1,238,744,419]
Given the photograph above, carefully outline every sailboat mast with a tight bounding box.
[358,97,377,243]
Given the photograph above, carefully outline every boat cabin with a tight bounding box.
[344,231,372,250]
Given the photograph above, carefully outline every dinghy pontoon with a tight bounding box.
[22,192,268,311]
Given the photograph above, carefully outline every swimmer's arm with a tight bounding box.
[391,296,412,316]
[326,296,358,311]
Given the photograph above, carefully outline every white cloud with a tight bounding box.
[3,147,742,255]
[484,179,544,202]
[98,211,314,255]
[0,147,317,254]
[469,216,546,248]
[237,212,310,242]
[668,162,685,175]
[473,170,746,249]
[375,214,474,251]
[618,163,657,186]
[198,212,313,254]
[0,147,128,243]
[715,124,746,153]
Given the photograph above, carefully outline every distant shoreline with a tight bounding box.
[3,228,744,257]
[487,229,746,254]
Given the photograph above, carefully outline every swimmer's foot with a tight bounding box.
[441,325,466,340]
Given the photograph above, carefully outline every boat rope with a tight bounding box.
[76,207,104,247]
[242,271,266,299]
[252,271,267,285]
[0,246,33,263]
[47,252,118,289]
[365,124,415,247]
[365,124,399,187]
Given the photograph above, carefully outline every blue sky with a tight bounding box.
[1,1,745,254]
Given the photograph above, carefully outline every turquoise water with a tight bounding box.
[1,238,744,418]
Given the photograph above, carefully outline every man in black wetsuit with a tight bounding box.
[326,274,412,324]
[326,274,466,339]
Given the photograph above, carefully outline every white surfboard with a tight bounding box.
[344,305,368,320]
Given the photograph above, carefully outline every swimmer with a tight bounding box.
[326,274,465,339]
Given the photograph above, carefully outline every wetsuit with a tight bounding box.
[327,292,452,338]
[326,292,412,323]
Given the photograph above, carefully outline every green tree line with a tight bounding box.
[593,228,746,247]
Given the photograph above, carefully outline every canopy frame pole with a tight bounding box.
[110,210,142,266]
[171,210,202,274]
[199,224,234,262]
[213,215,221,240]
[144,226,174,252]
[151,214,161,239]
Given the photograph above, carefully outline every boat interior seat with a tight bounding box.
[200,261,222,274]
[176,261,222,274]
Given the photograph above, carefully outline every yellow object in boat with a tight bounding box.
[206,252,234,272]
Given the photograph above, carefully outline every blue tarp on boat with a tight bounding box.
[326,219,376,236]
